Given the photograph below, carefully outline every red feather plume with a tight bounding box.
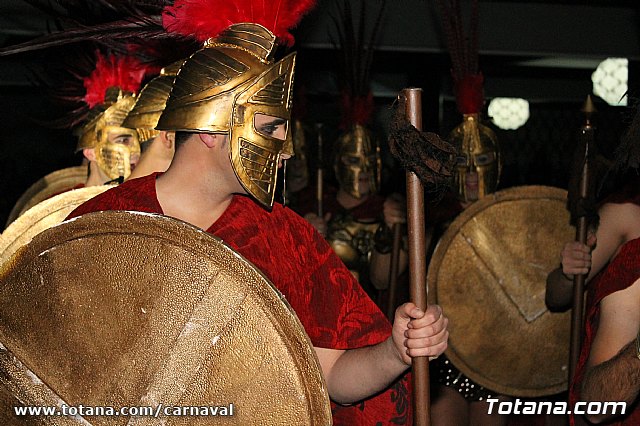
[162,0,317,46]
[83,51,148,108]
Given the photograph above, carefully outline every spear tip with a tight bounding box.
[581,94,597,119]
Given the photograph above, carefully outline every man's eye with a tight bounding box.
[260,124,277,135]
[474,152,495,166]
[114,137,131,145]
[342,156,360,166]
[456,155,469,166]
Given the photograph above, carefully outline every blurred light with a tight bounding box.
[592,58,628,106]
[488,98,530,130]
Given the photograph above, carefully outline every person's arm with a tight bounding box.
[545,202,638,310]
[314,303,448,404]
[545,233,596,311]
[580,278,640,423]
[369,193,408,289]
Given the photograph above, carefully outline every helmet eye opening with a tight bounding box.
[254,113,288,141]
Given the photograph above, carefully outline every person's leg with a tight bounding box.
[431,385,470,426]
[469,395,513,426]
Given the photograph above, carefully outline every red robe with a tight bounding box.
[570,238,640,425]
[68,172,412,425]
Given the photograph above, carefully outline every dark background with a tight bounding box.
[1,0,639,226]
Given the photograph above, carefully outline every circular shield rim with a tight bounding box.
[0,185,113,267]
[5,165,87,229]
[427,185,571,397]
[0,211,332,424]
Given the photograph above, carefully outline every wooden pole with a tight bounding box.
[316,123,324,217]
[403,88,430,426]
[568,99,594,383]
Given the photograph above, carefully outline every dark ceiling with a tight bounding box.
[0,0,639,225]
[1,0,639,101]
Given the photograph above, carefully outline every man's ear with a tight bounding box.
[161,131,175,149]
[199,133,217,148]
[83,148,97,162]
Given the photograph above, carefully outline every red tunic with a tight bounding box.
[68,172,412,425]
[569,238,640,425]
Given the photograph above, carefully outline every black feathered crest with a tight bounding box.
[0,0,198,130]
[1,1,180,58]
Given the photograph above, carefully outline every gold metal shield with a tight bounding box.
[5,166,87,228]
[0,185,113,267]
[427,185,573,397]
[0,211,331,425]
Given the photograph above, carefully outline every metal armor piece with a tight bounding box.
[4,166,87,229]
[0,185,113,267]
[326,213,380,282]
[0,211,331,425]
[334,125,380,199]
[157,23,296,208]
[123,61,184,143]
[427,186,573,397]
[78,88,140,181]
[449,113,501,202]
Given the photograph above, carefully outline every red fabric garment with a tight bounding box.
[569,238,640,425]
[68,172,413,425]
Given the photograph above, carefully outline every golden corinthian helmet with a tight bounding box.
[76,52,148,181]
[122,60,185,144]
[77,88,140,181]
[156,23,296,208]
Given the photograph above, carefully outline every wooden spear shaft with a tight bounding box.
[316,123,324,218]
[403,88,430,426]
[568,124,591,383]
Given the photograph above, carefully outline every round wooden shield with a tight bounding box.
[5,166,87,229]
[0,211,331,425]
[427,186,573,397]
[0,185,113,267]
[5,166,87,228]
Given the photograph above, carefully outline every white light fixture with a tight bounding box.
[592,58,628,106]
[488,98,530,130]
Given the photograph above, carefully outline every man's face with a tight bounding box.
[254,113,288,144]
[95,127,140,180]
[254,113,291,165]
[339,151,377,198]
[334,125,379,199]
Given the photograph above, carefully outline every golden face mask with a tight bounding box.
[450,114,501,203]
[156,23,296,208]
[94,126,140,181]
[334,125,380,199]
[78,89,140,181]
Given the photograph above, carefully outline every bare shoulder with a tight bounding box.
[598,202,640,241]
[588,278,640,366]
[599,202,640,225]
